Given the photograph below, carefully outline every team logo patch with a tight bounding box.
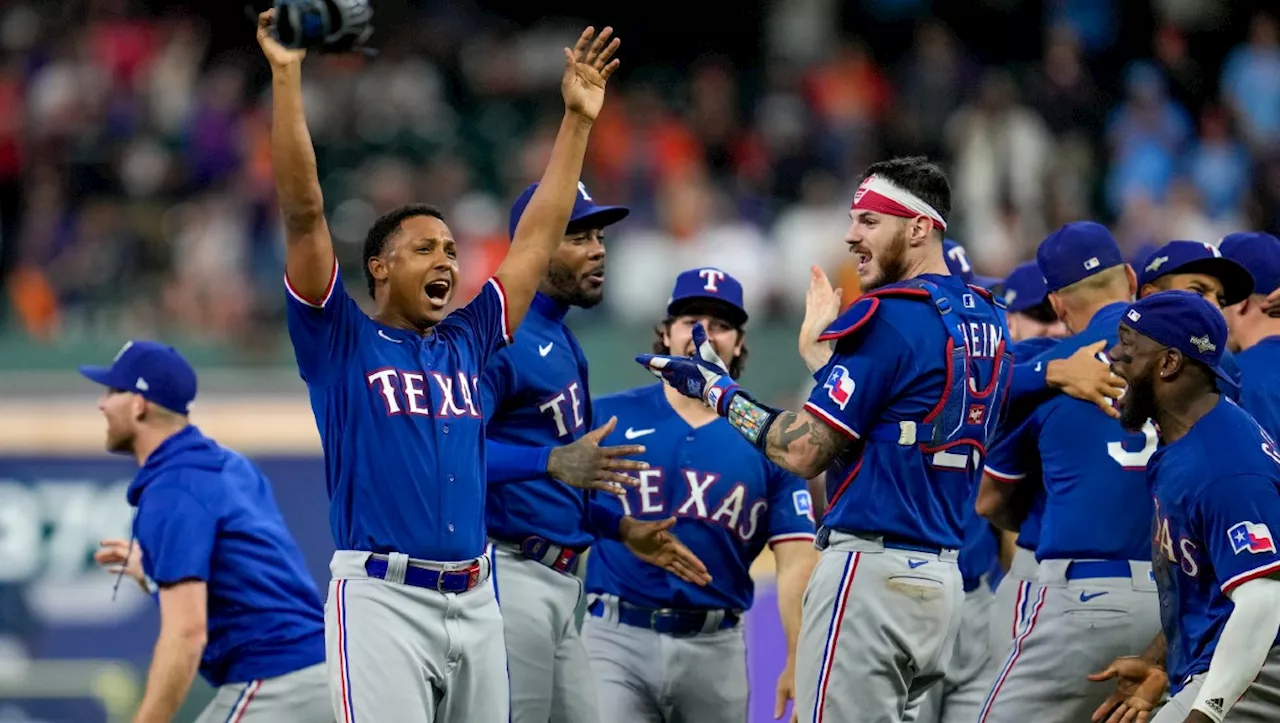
[1228,521,1276,555]
[967,404,986,425]
[793,490,813,520]
[823,365,856,409]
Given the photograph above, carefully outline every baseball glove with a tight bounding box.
[272,0,374,53]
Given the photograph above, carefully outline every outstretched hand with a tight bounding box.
[620,516,712,586]
[1086,657,1167,723]
[547,416,646,495]
[636,323,736,411]
[561,26,621,121]
[799,265,842,373]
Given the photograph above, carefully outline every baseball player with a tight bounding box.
[83,341,330,723]
[1091,290,1280,723]
[260,13,623,723]
[1220,232,1280,440]
[1135,240,1255,311]
[975,222,1164,723]
[639,156,1015,721]
[976,261,1063,695]
[915,258,1068,723]
[480,185,710,723]
[584,267,818,723]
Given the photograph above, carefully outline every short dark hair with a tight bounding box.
[362,204,446,297]
[651,300,749,380]
[859,156,951,231]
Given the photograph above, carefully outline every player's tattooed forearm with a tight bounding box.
[774,412,811,449]
[1140,632,1168,668]
[767,411,845,477]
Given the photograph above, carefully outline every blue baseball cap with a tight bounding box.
[666,267,748,327]
[1037,221,1126,292]
[943,238,999,288]
[1000,261,1050,315]
[79,340,198,415]
[1219,232,1280,297]
[1136,240,1254,306]
[508,181,630,240]
[1120,290,1232,388]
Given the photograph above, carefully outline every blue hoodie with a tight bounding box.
[129,425,325,687]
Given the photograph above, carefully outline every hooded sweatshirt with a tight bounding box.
[129,425,324,686]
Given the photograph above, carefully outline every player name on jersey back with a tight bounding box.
[285,265,512,562]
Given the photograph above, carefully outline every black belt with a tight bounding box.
[816,526,945,555]
[589,599,740,637]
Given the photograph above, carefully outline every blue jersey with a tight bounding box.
[805,274,1012,550]
[1235,336,1280,441]
[285,264,511,561]
[984,302,1155,562]
[1149,398,1280,692]
[482,293,597,550]
[128,426,325,687]
[585,384,816,610]
[958,486,1000,592]
[995,336,1058,552]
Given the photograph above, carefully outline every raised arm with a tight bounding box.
[496,27,620,331]
[258,10,334,304]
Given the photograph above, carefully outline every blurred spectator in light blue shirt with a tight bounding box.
[1220,12,1280,150]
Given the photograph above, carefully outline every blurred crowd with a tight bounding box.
[0,0,1277,358]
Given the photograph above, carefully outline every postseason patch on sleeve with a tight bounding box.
[793,489,813,520]
[1228,521,1277,555]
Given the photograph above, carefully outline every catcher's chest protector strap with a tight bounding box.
[820,279,1014,472]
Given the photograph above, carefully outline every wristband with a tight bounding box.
[726,390,781,449]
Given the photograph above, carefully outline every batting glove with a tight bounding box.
[636,323,740,415]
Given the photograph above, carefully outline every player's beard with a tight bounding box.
[1118,370,1157,432]
[546,259,604,309]
[864,226,911,291]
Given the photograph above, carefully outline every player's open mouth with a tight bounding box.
[424,279,451,305]
[855,249,871,272]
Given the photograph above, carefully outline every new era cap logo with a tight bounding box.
[1084,257,1100,270]
[1127,310,1141,322]
[1145,256,1169,273]
[135,377,149,392]
[1004,289,1017,305]
[1190,335,1216,353]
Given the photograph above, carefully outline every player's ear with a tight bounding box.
[131,394,148,423]
[368,254,390,288]
[1124,264,1138,297]
[1047,292,1064,324]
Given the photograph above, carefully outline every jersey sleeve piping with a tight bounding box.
[285,258,340,309]
[486,276,514,346]
[769,532,817,547]
[1222,560,1280,596]
[984,466,1025,483]
[802,401,861,440]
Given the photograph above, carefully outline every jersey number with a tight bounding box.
[1106,421,1158,470]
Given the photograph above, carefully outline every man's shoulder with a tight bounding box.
[594,384,662,411]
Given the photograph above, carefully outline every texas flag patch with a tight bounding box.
[1228,521,1276,555]
[823,365,856,409]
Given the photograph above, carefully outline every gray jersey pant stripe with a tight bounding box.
[334,579,356,723]
[223,680,262,723]
[812,550,861,721]
[978,583,1047,721]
